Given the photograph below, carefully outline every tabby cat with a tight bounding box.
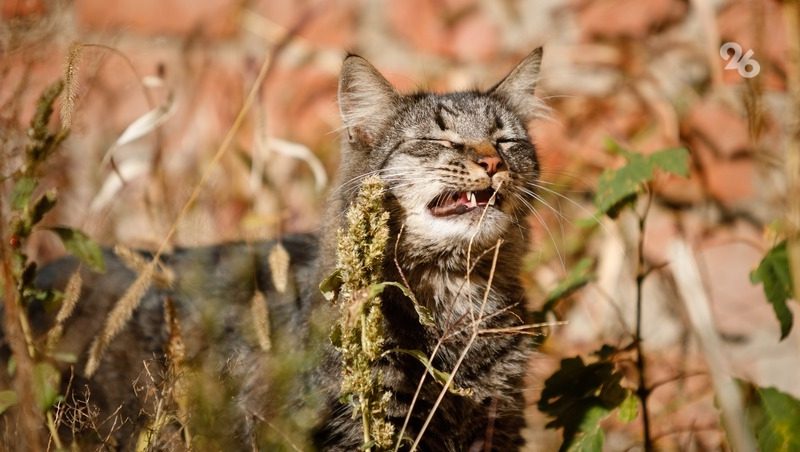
[3,48,545,451]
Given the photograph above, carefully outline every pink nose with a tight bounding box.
[478,155,504,176]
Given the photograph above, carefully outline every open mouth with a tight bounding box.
[427,188,502,217]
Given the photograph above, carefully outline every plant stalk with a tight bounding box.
[635,191,654,452]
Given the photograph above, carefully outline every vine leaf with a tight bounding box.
[49,227,106,273]
[542,257,595,312]
[565,405,608,452]
[617,392,639,423]
[538,356,629,451]
[750,240,794,340]
[593,141,689,218]
[751,386,800,452]
[33,362,61,411]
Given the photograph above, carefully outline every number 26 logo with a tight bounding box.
[719,42,761,79]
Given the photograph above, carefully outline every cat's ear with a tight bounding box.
[490,47,545,120]
[338,54,399,145]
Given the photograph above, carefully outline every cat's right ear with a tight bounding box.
[338,55,399,146]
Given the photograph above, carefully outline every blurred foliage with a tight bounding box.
[747,385,800,452]
[751,240,795,339]
[538,355,629,452]
[592,141,689,218]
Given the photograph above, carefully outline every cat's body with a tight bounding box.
[2,49,545,451]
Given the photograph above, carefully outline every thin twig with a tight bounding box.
[634,188,654,451]
[410,239,504,450]
[393,190,501,451]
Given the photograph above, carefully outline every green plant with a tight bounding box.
[326,175,395,450]
[539,140,689,451]
[1,79,105,449]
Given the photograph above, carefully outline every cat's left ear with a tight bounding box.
[490,47,544,120]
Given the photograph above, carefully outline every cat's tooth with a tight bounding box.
[468,191,477,207]
[488,195,496,206]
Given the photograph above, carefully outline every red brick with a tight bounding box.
[387,0,450,56]
[578,0,687,40]
[685,99,750,159]
[1,0,45,18]
[705,158,755,205]
[450,13,499,62]
[691,137,756,206]
[254,0,357,49]
[262,66,337,143]
[74,0,240,38]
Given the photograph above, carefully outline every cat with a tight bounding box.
[2,48,545,451]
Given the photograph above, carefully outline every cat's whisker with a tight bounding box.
[511,191,566,271]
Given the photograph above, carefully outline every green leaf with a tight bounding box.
[33,362,60,411]
[750,241,794,339]
[617,392,638,423]
[386,349,472,396]
[368,281,433,326]
[319,268,342,302]
[593,143,690,218]
[594,161,647,218]
[565,405,608,452]
[12,177,37,211]
[603,138,635,159]
[29,190,58,227]
[542,258,595,312]
[0,390,19,415]
[753,386,800,452]
[538,356,628,451]
[648,147,690,177]
[330,323,343,348]
[49,227,105,273]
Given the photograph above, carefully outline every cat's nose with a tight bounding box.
[477,155,504,176]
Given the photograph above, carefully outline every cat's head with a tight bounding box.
[337,49,544,255]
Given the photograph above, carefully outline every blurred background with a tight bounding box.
[1,0,798,450]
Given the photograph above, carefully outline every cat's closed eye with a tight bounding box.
[418,138,463,150]
[495,139,523,153]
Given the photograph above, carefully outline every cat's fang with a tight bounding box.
[467,191,477,207]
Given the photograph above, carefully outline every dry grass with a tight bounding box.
[1,1,797,450]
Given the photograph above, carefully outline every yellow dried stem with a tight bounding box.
[164,296,191,448]
[250,290,272,352]
[61,43,82,130]
[85,263,155,377]
[269,242,291,294]
[46,269,83,352]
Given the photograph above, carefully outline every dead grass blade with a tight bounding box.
[410,238,503,450]
[250,291,272,352]
[46,269,83,352]
[85,262,155,377]
[268,242,290,294]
